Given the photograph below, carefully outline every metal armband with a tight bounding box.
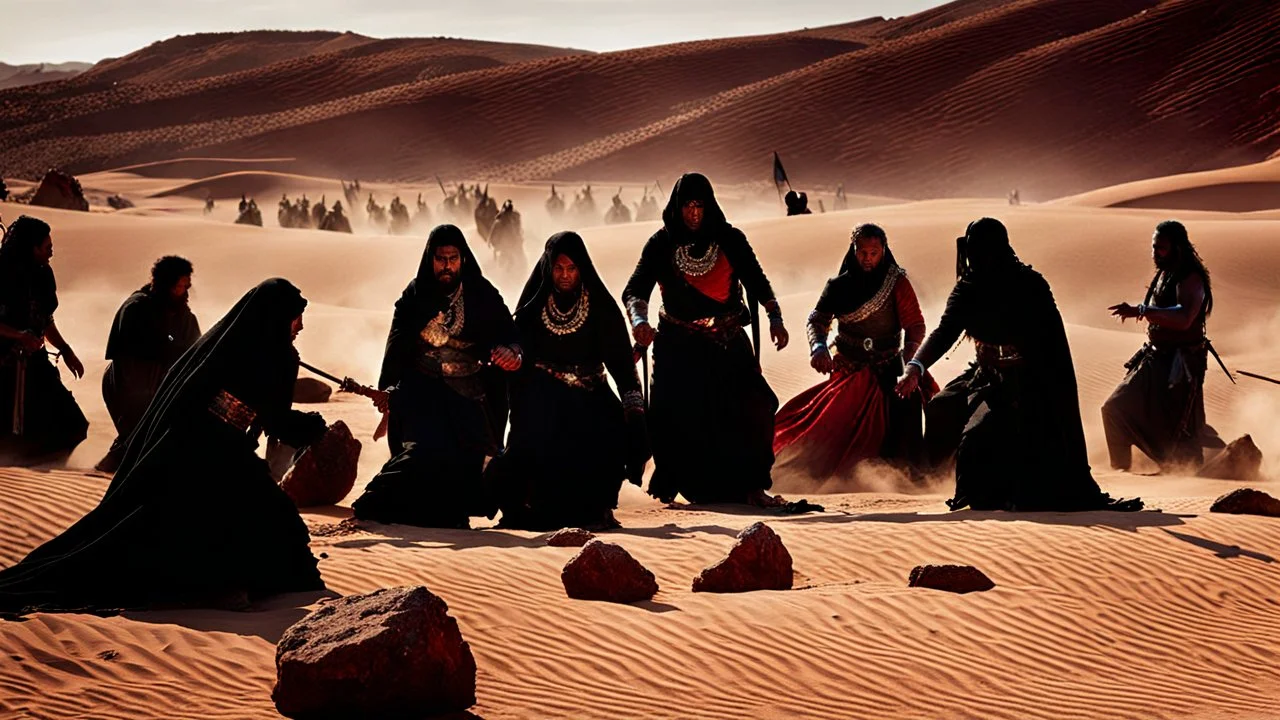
[626,298,650,328]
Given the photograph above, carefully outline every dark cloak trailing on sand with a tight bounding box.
[0,278,327,614]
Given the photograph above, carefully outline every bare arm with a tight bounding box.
[1144,273,1205,331]
[44,319,84,378]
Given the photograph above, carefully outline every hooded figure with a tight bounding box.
[899,218,1143,512]
[784,190,811,216]
[484,232,650,530]
[0,278,328,614]
[774,223,936,480]
[621,173,791,507]
[352,225,521,528]
[0,215,88,460]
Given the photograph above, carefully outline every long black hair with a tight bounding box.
[1145,220,1212,316]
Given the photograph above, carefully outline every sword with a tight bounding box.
[634,342,650,406]
[1204,340,1236,384]
[1239,370,1280,386]
[298,360,391,440]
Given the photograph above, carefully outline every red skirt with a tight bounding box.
[774,364,935,478]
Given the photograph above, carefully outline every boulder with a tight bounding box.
[908,564,995,594]
[562,540,657,603]
[1210,488,1280,517]
[273,586,476,719]
[280,421,361,507]
[29,168,88,211]
[1198,435,1263,481]
[547,528,596,547]
[293,377,332,404]
[692,522,792,593]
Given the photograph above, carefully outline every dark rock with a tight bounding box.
[1210,488,1280,517]
[106,194,134,210]
[562,540,658,603]
[293,377,332,404]
[547,528,596,547]
[280,421,361,507]
[29,168,88,211]
[908,564,995,594]
[273,586,476,719]
[692,522,793,593]
[1198,435,1264,481]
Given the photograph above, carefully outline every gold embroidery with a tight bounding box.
[837,266,903,326]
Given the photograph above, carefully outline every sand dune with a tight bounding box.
[5,1,1273,199]
[3,1,1280,714]
[1057,157,1280,212]
[3,164,1280,718]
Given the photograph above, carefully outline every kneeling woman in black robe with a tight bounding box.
[0,278,328,614]
[485,232,649,530]
[897,219,1142,512]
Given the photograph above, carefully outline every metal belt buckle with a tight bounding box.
[862,337,875,352]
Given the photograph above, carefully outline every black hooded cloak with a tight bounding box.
[352,225,519,528]
[484,232,649,530]
[0,215,88,459]
[621,173,780,504]
[914,219,1141,511]
[0,278,327,614]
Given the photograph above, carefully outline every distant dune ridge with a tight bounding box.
[2,0,1276,199]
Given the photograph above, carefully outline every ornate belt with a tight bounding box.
[975,341,1023,368]
[209,389,257,432]
[535,361,607,390]
[658,310,744,338]
[835,332,900,359]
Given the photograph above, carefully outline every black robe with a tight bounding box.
[917,262,1136,511]
[621,173,779,504]
[100,286,201,465]
[352,226,518,528]
[0,278,326,614]
[484,232,649,530]
[0,258,88,459]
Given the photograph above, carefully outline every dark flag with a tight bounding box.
[772,151,791,197]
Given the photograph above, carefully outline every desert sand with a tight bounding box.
[3,0,1280,715]
[0,155,1279,719]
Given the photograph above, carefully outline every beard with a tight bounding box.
[1155,251,1179,272]
[435,270,459,291]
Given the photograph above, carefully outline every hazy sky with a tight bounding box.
[5,0,951,65]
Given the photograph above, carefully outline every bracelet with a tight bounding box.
[811,342,828,356]
[1136,304,1146,320]
[621,390,645,411]
[907,359,926,374]
[765,300,783,324]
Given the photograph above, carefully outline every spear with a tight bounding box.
[1239,370,1280,386]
